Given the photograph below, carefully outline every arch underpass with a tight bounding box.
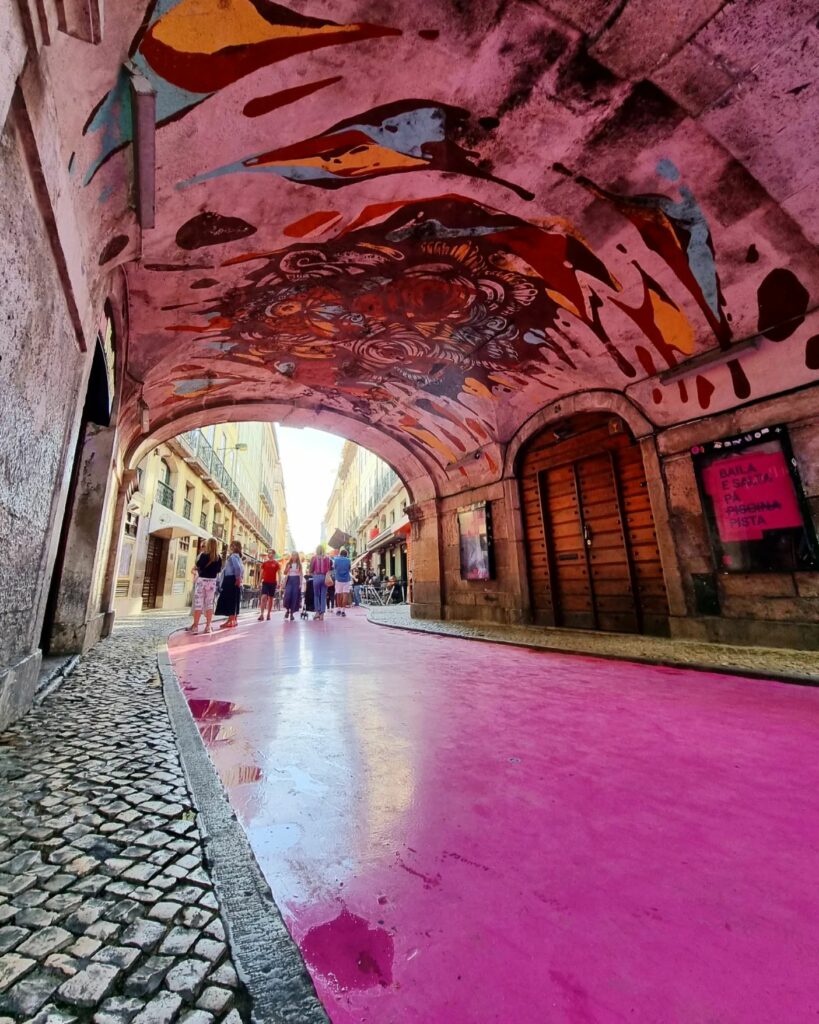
[63,0,816,484]
[2,0,819,725]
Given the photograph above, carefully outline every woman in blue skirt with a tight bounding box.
[282,551,303,621]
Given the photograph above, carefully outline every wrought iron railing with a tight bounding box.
[178,430,273,549]
[156,481,175,510]
[199,511,208,530]
[213,523,225,540]
[183,499,192,520]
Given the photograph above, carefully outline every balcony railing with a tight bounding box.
[178,430,274,549]
[183,499,192,520]
[199,511,208,530]
[156,481,175,510]
[213,523,225,540]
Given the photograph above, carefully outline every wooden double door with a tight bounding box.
[521,414,669,635]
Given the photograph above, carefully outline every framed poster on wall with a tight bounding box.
[457,502,494,581]
[691,425,819,573]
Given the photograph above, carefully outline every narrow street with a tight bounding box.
[169,612,819,1024]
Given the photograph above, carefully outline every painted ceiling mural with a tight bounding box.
[64,0,818,483]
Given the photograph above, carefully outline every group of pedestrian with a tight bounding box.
[281,544,353,621]
[187,539,357,633]
[188,538,245,634]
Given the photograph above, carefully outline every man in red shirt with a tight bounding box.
[258,550,281,621]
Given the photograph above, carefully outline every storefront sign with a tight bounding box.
[692,425,818,573]
[700,450,803,542]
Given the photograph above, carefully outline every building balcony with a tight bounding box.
[183,499,192,520]
[176,430,273,549]
[199,511,208,530]
[156,481,175,510]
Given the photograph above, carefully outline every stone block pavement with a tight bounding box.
[0,614,250,1024]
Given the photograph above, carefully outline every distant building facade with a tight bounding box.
[115,423,288,614]
[322,442,411,583]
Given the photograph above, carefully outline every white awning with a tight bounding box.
[148,502,211,541]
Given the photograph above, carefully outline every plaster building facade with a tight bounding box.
[114,422,288,615]
[322,442,411,582]
[2,0,819,731]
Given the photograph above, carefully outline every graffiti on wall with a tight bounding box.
[144,191,761,468]
[76,0,817,473]
[82,0,401,182]
[179,100,533,199]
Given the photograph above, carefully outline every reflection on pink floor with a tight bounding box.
[168,613,819,1023]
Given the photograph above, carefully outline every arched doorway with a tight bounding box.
[519,412,669,635]
[40,331,115,653]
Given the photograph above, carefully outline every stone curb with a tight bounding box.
[367,611,819,688]
[157,640,329,1024]
[33,655,79,704]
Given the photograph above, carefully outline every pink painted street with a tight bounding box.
[169,614,819,1023]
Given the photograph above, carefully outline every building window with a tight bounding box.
[157,460,175,510]
[124,508,139,538]
[390,510,395,525]
[183,484,194,520]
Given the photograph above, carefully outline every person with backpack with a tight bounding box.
[309,544,332,621]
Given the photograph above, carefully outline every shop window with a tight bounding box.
[692,425,819,573]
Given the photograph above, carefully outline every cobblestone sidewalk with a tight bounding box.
[0,615,250,1024]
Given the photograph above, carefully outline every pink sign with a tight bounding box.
[701,449,803,542]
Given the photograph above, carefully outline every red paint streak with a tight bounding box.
[301,909,394,991]
[728,358,751,400]
[483,451,498,473]
[243,76,342,118]
[611,266,681,370]
[695,374,715,409]
[678,379,688,403]
[283,210,342,238]
[221,250,276,267]
[465,417,490,440]
[652,387,662,404]
[140,17,400,95]
[418,29,439,39]
[188,698,239,720]
[635,345,657,376]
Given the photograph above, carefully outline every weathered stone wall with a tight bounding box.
[659,390,819,650]
[435,481,529,627]
[0,114,86,724]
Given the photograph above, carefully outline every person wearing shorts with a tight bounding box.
[333,548,352,617]
[189,538,222,635]
[259,550,280,621]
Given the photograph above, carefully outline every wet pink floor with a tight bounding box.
[168,612,819,1023]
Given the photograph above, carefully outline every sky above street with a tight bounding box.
[277,426,344,552]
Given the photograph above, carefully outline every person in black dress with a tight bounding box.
[215,540,244,629]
